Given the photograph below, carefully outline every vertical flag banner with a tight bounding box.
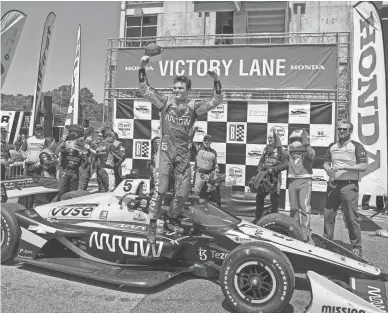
[351,2,387,197]
[1,10,27,88]
[65,25,81,126]
[29,12,56,136]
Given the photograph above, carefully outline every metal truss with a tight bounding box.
[103,32,351,125]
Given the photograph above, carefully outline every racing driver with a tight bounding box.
[138,55,223,244]
[95,129,125,192]
[55,124,88,200]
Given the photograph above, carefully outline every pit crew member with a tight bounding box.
[55,124,87,200]
[275,128,315,241]
[323,121,367,257]
[252,130,288,223]
[0,123,13,180]
[192,135,218,197]
[79,127,96,190]
[95,129,125,192]
[19,124,45,208]
[138,55,223,243]
[39,137,58,178]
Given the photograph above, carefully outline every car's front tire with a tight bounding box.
[220,242,295,313]
[1,204,24,263]
[256,213,305,242]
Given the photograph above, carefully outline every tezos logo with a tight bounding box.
[228,167,243,181]
[118,122,131,136]
[209,105,225,120]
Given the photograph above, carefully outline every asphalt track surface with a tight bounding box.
[2,210,388,313]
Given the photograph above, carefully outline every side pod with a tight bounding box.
[305,271,384,313]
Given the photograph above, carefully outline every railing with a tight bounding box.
[6,162,25,179]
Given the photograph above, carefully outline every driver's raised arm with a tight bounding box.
[194,69,223,115]
[138,56,168,110]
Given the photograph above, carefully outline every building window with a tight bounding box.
[215,11,234,45]
[125,15,157,46]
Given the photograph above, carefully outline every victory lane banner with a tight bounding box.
[116,45,338,90]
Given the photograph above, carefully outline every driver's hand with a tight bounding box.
[325,167,334,177]
[140,56,150,69]
[207,68,220,81]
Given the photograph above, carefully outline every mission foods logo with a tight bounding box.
[118,121,131,137]
[228,167,243,182]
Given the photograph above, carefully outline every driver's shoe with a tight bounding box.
[146,220,157,244]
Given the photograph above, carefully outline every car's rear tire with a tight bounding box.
[256,213,305,242]
[1,204,24,263]
[220,242,295,313]
[60,190,91,201]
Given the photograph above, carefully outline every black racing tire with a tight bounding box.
[60,190,91,201]
[256,213,305,242]
[220,242,295,313]
[1,203,24,264]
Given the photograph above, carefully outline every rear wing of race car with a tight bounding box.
[1,177,59,201]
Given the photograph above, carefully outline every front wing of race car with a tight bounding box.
[306,271,388,313]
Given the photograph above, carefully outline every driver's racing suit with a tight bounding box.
[138,69,223,220]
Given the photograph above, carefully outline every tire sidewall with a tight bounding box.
[1,205,22,263]
[220,245,294,313]
[256,213,305,241]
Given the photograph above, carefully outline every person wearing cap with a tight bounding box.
[192,134,219,197]
[275,128,315,242]
[18,124,45,208]
[1,123,14,180]
[251,131,289,223]
[55,124,88,200]
[95,129,125,192]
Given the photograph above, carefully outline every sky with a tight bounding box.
[1,1,121,103]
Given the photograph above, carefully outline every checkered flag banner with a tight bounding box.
[236,125,245,142]
[141,141,149,157]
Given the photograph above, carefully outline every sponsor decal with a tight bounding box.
[99,211,108,220]
[235,236,252,243]
[291,65,325,70]
[49,205,96,218]
[89,232,163,258]
[28,224,56,234]
[228,123,246,143]
[209,104,225,120]
[3,178,37,190]
[135,105,150,113]
[198,247,228,261]
[228,167,243,182]
[125,65,154,71]
[25,210,39,218]
[139,199,148,209]
[320,306,365,313]
[118,121,132,137]
[247,150,262,158]
[133,212,146,222]
[133,140,151,159]
[113,224,147,231]
[367,286,387,310]
[290,109,308,115]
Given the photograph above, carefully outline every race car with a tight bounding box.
[1,178,388,313]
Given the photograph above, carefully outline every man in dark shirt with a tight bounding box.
[251,130,288,222]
